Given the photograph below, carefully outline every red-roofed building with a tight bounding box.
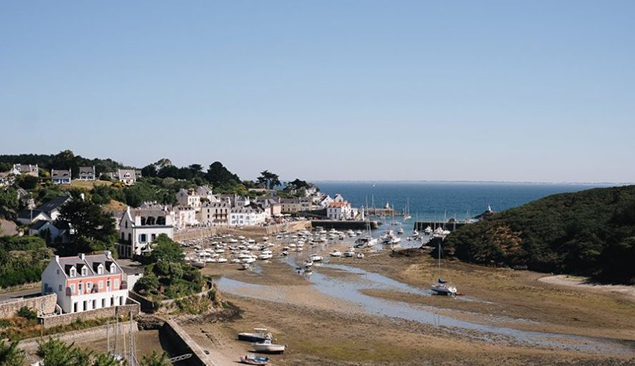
[327,201,353,220]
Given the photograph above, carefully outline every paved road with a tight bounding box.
[0,287,41,302]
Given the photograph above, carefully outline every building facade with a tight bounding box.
[327,201,353,220]
[117,207,174,258]
[198,202,230,225]
[229,206,266,227]
[176,188,201,209]
[41,252,128,313]
[51,169,72,185]
[78,166,96,181]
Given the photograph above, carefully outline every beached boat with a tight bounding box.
[356,252,365,259]
[190,259,205,268]
[240,354,269,365]
[252,339,286,353]
[238,328,272,343]
[431,242,457,296]
[330,250,342,257]
[310,255,323,262]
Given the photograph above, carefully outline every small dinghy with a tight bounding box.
[252,339,286,354]
[240,354,269,365]
[238,328,272,343]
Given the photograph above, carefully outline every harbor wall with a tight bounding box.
[413,221,469,231]
[161,319,213,366]
[0,293,57,318]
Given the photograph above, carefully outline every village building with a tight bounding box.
[280,198,302,214]
[51,169,72,184]
[41,252,127,313]
[28,220,70,244]
[78,166,96,180]
[198,202,230,225]
[117,206,174,258]
[229,205,266,227]
[176,188,201,209]
[254,197,282,220]
[327,201,353,220]
[117,169,137,185]
[17,195,72,225]
[11,164,39,177]
[171,206,198,229]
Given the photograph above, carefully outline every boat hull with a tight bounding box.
[238,334,269,342]
[252,344,286,353]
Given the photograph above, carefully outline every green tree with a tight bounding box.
[18,175,38,190]
[150,234,185,263]
[0,162,10,172]
[37,338,92,366]
[257,170,281,189]
[205,161,240,188]
[57,198,116,254]
[0,339,25,366]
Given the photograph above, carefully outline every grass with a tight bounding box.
[60,180,112,190]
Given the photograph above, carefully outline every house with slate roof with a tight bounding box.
[41,251,128,313]
[51,169,72,185]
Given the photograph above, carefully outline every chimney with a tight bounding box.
[54,255,59,263]
[105,250,112,259]
[79,253,85,260]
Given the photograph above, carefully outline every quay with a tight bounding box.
[311,220,380,230]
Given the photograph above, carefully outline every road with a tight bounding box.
[0,287,40,302]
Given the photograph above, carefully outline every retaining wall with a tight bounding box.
[0,293,57,318]
[39,302,140,328]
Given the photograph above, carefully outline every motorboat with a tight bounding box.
[304,259,313,267]
[310,255,323,262]
[252,339,286,353]
[240,354,269,365]
[190,259,205,269]
[238,328,272,343]
[356,253,365,259]
[330,250,342,257]
[217,257,228,263]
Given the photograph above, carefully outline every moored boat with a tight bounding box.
[238,328,272,343]
[252,339,286,353]
[240,354,269,365]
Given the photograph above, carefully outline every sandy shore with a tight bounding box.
[538,275,635,300]
[182,233,635,365]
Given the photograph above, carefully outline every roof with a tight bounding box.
[329,201,350,208]
[17,209,44,220]
[38,196,72,214]
[30,220,50,230]
[56,252,121,278]
[51,169,71,179]
[118,169,136,179]
[79,166,95,174]
[13,164,38,173]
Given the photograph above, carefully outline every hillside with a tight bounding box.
[444,185,635,284]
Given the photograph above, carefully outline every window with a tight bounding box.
[125,221,128,229]
[98,265,103,275]
[70,284,75,294]
[102,298,106,307]
[110,264,116,273]
[140,234,147,243]
[151,234,156,241]
[81,267,87,276]
[70,267,76,277]
[107,279,111,290]
[99,280,103,290]
[56,269,60,275]
[58,284,62,291]
[114,279,119,289]
[78,283,83,294]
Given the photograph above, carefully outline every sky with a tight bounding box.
[1,1,634,183]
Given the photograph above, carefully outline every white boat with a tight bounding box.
[343,250,354,257]
[190,259,206,268]
[424,226,432,235]
[252,339,286,353]
[356,253,365,259]
[240,263,251,270]
[310,255,323,262]
[304,259,313,267]
[217,257,228,263]
[431,242,457,296]
[330,250,342,257]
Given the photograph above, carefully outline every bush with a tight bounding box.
[16,306,37,320]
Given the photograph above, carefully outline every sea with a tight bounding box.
[315,181,613,237]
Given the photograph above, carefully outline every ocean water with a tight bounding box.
[316,181,609,223]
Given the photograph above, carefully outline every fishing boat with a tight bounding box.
[431,242,457,296]
[238,328,272,342]
[252,339,286,353]
[240,354,269,365]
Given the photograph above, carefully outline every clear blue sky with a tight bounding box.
[1,1,633,183]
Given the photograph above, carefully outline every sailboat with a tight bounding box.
[403,198,412,221]
[431,242,457,296]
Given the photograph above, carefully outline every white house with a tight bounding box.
[117,207,174,258]
[51,169,72,185]
[176,188,201,209]
[117,169,136,185]
[229,206,266,227]
[317,195,334,208]
[327,201,353,220]
[16,195,72,225]
[333,194,345,203]
[29,220,70,244]
[198,202,230,225]
[196,186,219,203]
[78,166,96,181]
[171,206,198,229]
[11,164,39,177]
[41,251,128,314]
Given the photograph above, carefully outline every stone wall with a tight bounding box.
[174,227,217,242]
[39,301,140,328]
[162,319,213,366]
[0,294,57,318]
